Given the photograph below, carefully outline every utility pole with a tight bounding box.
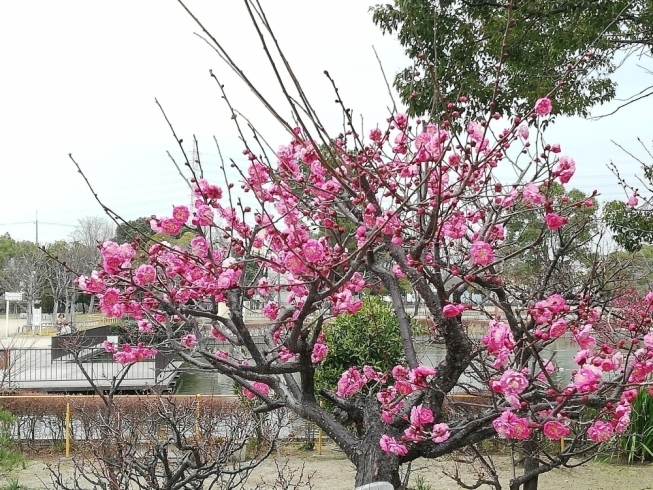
[35,210,39,246]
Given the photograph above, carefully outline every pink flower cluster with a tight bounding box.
[311,332,329,364]
[375,366,436,424]
[99,288,125,318]
[442,303,467,318]
[380,404,451,456]
[75,96,653,457]
[180,333,197,349]
[531,293,568,325]
[552,156,576,184]
[336,367,369,398]
[100,241,135,275]
[150,205,190,235]
[77,271,106,294]
[242,381,270,400]
[490,369,529,408]
[134,264,157,287]
[587,390,638,443]
[481,320,515,368]
[493,410,532,440]
[403,405,451,444]
[103,341,157,364]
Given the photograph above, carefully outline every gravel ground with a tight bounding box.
[4,443,653,489]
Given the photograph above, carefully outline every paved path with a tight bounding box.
[1,317,53,347]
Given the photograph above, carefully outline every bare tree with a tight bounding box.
[47,337,283,490]
[48,394,282,490]
[70,217,115,314]
[70,217,115,248]
[0,243,48,326]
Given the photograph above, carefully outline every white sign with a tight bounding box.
[4,292,22,301]
[33,307,42,328]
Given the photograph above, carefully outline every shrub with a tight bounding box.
[0,409,25,472]
[315,296,405,400]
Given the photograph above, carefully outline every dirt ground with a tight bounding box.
[4,443,653,490]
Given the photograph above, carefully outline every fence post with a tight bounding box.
[560,436,565,452]
[195,394,201,439]
[65,399,71,457]
[317,427,323,455]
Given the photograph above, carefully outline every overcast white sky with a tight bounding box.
[1,1,652,244]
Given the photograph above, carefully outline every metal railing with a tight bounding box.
[1,347,176,388]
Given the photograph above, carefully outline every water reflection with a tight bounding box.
[176,336,580,395]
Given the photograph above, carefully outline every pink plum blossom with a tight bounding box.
[545,213,568,231]
[214,350,228,360]
[137,319,153,333]
[534,97,552,116]
[501,189,519,208]
[431,423,451,444]
[302,239,325,263]
[242,381,270,400]
[113,343,157,364]
[549,318,567,338]
[482,320,516,363]
[493,411,532,440]
[190,236,209,258]
[379,435,408,456]
[443,303,466,318]
[571,365,602,393]
[262,302,279,320]
[77,271,106,294]
[100,242,135,274]
[470,241,494,266]
[542,419,571,440]
[159,217,183,236]
[553,156,576,184]
[644,331,653,349]
[193,204,214,226]
[546,293,567,313]
[490,370,529,407]
[210,327,227,342]
[518,125,529,140]
[574,324,596,350]
[410,405,434,428]
[500,370,529,395]
[311,342,329,363]
[587,421,613,443]
[523,183,545,205]
[172,205,190,223]
[180,334,197,349]
[99,288,125,318]
[134,264,157,287]
[393,113,408,130]
[337,367,367,398]
[103,340,117,353]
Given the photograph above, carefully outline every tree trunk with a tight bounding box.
[510,438,540,490]
[413,291,421,317]
[522,448,540,490]
[354,445,401,489]
[353,398,402,489]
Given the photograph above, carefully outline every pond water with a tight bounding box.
[175,336,580,395]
